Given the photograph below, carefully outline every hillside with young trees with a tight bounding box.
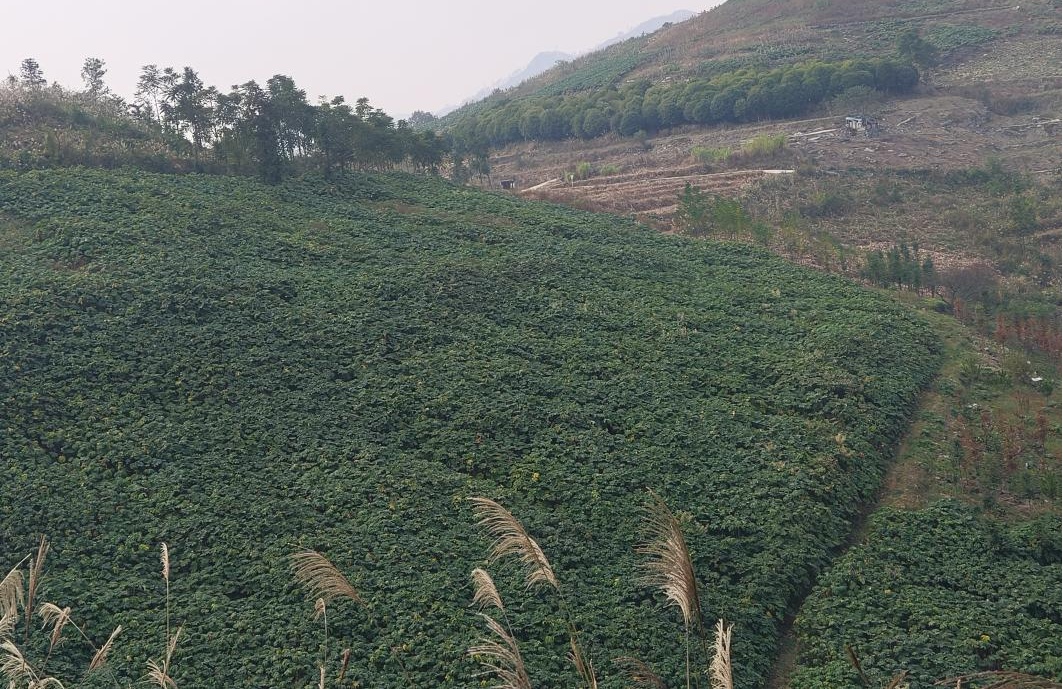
[0,59,448,180]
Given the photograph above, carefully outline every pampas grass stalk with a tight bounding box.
[289,549,420,686]
[0,612,15,641]
[338,648,351,681]
[291,550,360,685]
[88,625,122,672]
[471,567,520,654]
[313,597,329,663]
[2,541,123,689]
[846,645,871,687]
[468,613,532,689]
[160,542,170,667]
[165,626,181,672]
[469,496,597,688]
[146,658,177,689]
[25,537,48,643]
[710,619,733,689]
[1,638,35,683]
[568,636,598,689]
[637,491,704,633]
[38,603,71,655]
[291,551,363,607]
[469,497,559,590]
[637,490,706,689]
[936,671,1061,688]
[613,656,668,689]
[470,568,504,612]
[0,559,27,625]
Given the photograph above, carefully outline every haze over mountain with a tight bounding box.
[437,9,696,116]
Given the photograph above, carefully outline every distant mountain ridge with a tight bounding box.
[439,9,695,115]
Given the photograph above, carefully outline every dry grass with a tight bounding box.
[468,496,598,688]
[468,497,558,590]
[884,671,909,688]
[161,542,171,673]
[0,639,31,683]
[568,637,598,689]
[160,543,170,584]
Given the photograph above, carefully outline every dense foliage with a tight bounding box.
[790,502,1062,687]
[445,58,918,148]
[0,168,940,687]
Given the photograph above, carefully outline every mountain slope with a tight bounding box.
[0,167,941,687]
[446,10,697,115]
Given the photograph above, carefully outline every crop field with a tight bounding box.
[0,168,943,687]
[790,502,1060,687]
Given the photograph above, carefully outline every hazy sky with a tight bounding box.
[5,1,724,118]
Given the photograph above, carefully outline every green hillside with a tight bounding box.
[0,168,943,686]
[437,0,1057,149]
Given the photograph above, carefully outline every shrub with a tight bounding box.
[692,145,733,168]
[741,133,787,158]
[801,188,851,217]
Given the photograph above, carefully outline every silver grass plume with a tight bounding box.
[37,603,72,653]
[290,551,363,606]
[636,490,704,632]
[29,679,65,688]
[160,543,169,584]
[468,613,532,689]
[710,619,734,689]
[568,636,598,689]
[0,563,25,622]
[0,612,15,640]
[612,657,668,689]
[469,497,558,590]
[1,639,33,683]
[146,658,177,689]
[88,625,122,671]
[470,568,504,612]
[25,537,48,639]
